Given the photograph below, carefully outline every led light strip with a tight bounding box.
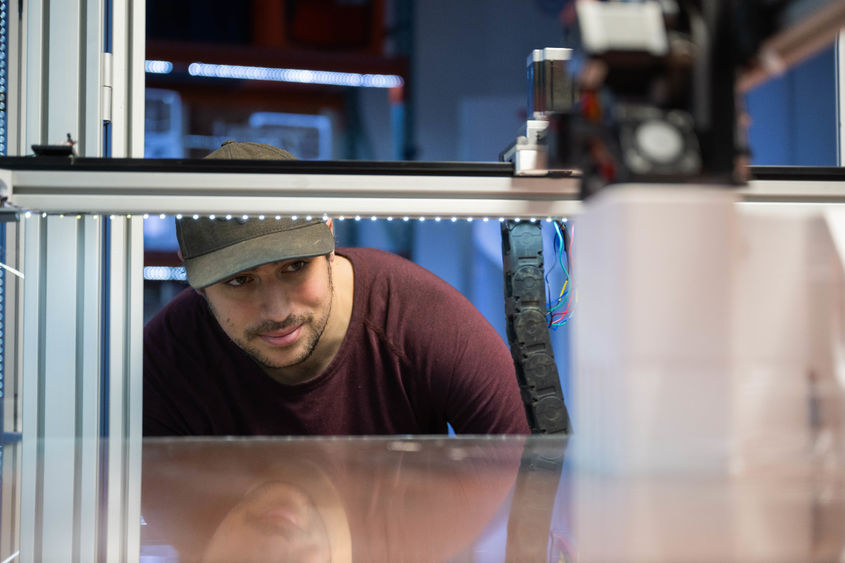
[143,266,186,282]
[21,211,569,224]
[144,59,404,88]
[144,60,173,74]
[186,62,404,88]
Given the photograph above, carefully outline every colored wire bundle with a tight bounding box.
[546,220,575,328]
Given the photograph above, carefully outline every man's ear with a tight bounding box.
[325,218,334,232]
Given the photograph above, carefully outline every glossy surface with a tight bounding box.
[139,436,845,562]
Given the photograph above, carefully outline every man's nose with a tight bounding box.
[256,281,290,319]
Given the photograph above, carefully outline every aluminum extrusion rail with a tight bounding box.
[0,167,583,217]
[1,162,845,216]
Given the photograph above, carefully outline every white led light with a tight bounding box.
[546,217,553,222]
[306,215,312,221]
[209,214,216,220]
[498,217,505,222]
[143,265,187,282]
[338,216,345,221]
[144,60,173,74]
[24,211,31,218]
[370,216,377,221]
[483,217,489,222]
[435,217,441,222]
[322,214,329,221]
[387,217,393,221]
[562,217,568,223]
[193,214,199,220]
[514,218,522,223]
[242,215,248,220]
[225,215,232,220]
[176,214,183,219]
[403,216,409,222]
[275,215,281,220]
[159,213,166,220]
[467,217,473,222]
[109,215,114,220]
[419,217,426,222]
[450,217,457,222]
[42,212,47,218]
[355,215,361,221]
[530,217,536,223]
[292,215,298,221]
[258,215,265,220]
[187,62,404,89]
[143,214,149,219]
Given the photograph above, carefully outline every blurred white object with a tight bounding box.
[731,206,845,473]
[572,186,737,474]
[573,188,845,475]
[571,188,845,561]
[576,0,668,56]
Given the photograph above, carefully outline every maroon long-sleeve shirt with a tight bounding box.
[143,247,529,436]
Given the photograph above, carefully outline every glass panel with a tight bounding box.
[140,436,565,562]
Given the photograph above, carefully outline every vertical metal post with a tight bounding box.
[7,0,145,560]
[0,215,22,563]
[104,215,143,563]
[109,0,145,158]
[18,214,104,562]
[18,213,41,563]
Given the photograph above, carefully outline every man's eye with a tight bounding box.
[225,275,251,287]
[283,260,307,273]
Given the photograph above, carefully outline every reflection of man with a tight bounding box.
[141,438,524,562]
[143,141,529,436]
[201,460,350,563]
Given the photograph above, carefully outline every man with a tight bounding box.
[143,141,529,436]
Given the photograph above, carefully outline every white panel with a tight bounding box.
[105,217,127,562]
[105,215,143,563]
[110,0,127,157]
[125,216,144,563]
[39,216,80,561]
[76,215,102,562]
[46,0,82,144]
[23,0,44,151]
[111,0,145,158]
[82,0,105,156]
[130,0,146,158]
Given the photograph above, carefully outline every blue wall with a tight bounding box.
[745,45,838,166]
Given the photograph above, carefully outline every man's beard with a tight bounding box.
[212,260,334,373]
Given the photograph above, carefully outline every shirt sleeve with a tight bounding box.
[402,273,530,435]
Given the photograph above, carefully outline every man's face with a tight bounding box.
[202,480,332,563]
[203,255,334,380]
